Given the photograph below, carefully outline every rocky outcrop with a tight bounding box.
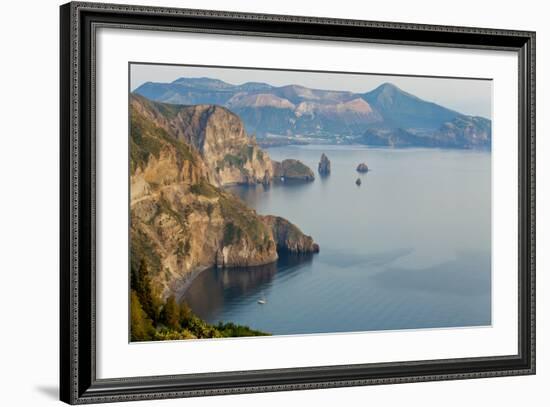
[131,94,274,187]
[131,94,317,186]
[261,215,320,254]
[356,163,369,173]
[318,153,331,176]
[433,116,491,149]
[273,159,315,181]
[130,94,319,299]
[361,116,491,150]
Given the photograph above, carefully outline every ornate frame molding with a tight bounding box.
[60,2,535,404]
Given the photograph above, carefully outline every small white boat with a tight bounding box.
[280,176,285,182]
[257,299,267,305]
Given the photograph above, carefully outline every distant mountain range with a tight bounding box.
[134,77,491,149]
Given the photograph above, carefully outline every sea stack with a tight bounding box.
[318,153,331,176]
[356,162,369,173]
[261,170,271,186]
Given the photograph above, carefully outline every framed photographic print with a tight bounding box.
[60,1,536,404]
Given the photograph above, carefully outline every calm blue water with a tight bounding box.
[184,145,492,335]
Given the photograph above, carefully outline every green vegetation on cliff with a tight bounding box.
[216,144,256,173]
[129,94,319,340]
[218,192,272,250]
[189,180,217,197]
[130,283,269,342]
[130,102,195,173]
[130,291,156,341]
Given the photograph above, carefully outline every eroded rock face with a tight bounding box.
[130,94,318,299]
[356,162,369,173]
[131,94,317,186]
[131,94,275,187]
[273,159,315,181]
[318,153,331,175]
[435,116,491,149]
[261,215,320,254]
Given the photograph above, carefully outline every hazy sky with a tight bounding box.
[130,63,492,119]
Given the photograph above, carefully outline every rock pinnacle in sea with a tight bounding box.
[318,153,331,176]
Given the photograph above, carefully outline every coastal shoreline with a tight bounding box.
[173,266,211,303]
[173,257,283,303]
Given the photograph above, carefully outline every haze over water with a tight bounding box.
[184,145,492,335]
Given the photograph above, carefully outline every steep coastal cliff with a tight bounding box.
[130,94,318,299]
[261,216,320,254]
[131,94,313,186]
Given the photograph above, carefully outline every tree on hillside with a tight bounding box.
[162,295,180,330]
[179,301,193,327]
[131,259,159,322]
[130,290,155,341]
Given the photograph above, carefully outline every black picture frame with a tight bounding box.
[60,1,536,404]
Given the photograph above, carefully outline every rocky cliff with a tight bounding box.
[131,94,314,185]
[361,115,491,149]
[130,94,318,299]
[131,95,273,186]
[261,216,320,254]
[272,159,315,181]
